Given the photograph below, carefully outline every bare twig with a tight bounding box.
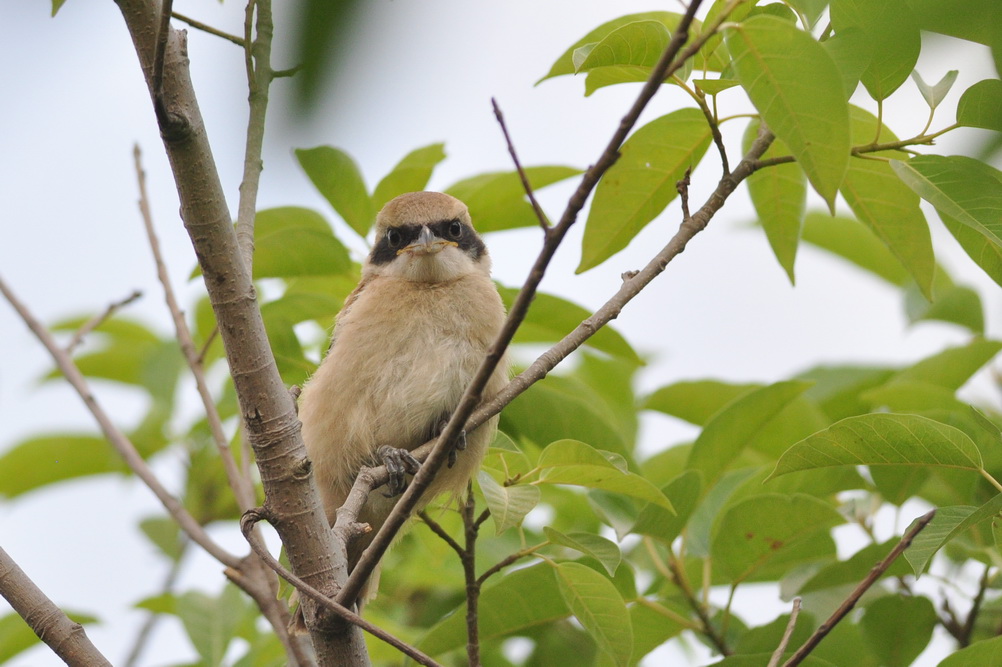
[151,0,174,124]
[768,598,802,667]
[959,564,992,647]
[667,552,731,656]
[418,511,464,556]
[0,547,111,667]
[239,510,444,667]
[337,0,709,611]
[492,98,550,230]
[133,144,257,512]
[677,167,692,221]
[64,289,142,353]
[0,273,242,570]
[783,509,937,667]
[461,492,482,667]
[171,11,246,47]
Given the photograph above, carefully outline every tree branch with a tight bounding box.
[768,598,802,667]
[64,289,143,353]
[492,98,549,229]
[0,546,111,667]
[171,11,246,47]
[336,0,709,610]
[783,509,937,667]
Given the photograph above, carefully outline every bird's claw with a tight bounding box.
[377,445,421,497]
[438,418,467,469]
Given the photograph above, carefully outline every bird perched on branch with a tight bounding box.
[297,191,509,600]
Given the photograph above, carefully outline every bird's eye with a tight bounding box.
[386,228,402,247]
[447,220,463,240]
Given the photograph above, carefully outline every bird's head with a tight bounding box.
[364,192,491,283]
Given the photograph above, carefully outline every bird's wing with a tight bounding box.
[326,274,373,354]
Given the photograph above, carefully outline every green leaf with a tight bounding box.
[831,0,920,101]
[295,146,374,236]
[686,381,813,489]
[176,586,251,667]
[537,440,673,511]
[725,15,850,209]
[0,435,122,498]
[939,211,1002,289]
[744,119,806,283]
[631,470,701,543]
[798,540,912,595]
[553,562,632,667]
[140,516,185,562]
[687,468,762,558]
[371,143,447,210]
[693,78,740,95]
[905,494,1002,575]
[50,0,68,16]
[956,79,1002,131]
[891,155,1002,250]
[912,70,959,110]
[642,380,760,426]
[478,471,540,535]
[770,413,985,481]
[446,167,581,233]
[538,12,685,83]
[938,635,1002,667]
[888,339,1002,390]
[578,108,712,272]
[498,288,640,363]
[574,20,671,73]
[711,493,843,582]
[419,564,568,655]
[0,611,99,663]
[787,0,830,28]
[544,527,621,576]
[860,595,937,667]
[905,283,984,334]
[821,27,872,99]
[840,106,935,298]
[801,212,910,286]
[252,207,352,278]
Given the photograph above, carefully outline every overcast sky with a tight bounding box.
[1,1,999,665]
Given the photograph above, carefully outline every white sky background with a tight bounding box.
[1,1,999,665]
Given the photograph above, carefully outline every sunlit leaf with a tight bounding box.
[725,15,850,209]
[295,146,374,236]
[831,0,921,100]
[478,471,540,535]
[544,527,621,576]
[0,435,122,498]
[371,143,447,210]
[0,611,99,663]
[574,20,671,72]
[938,211,1002,289]
[904,494,1002,575]
[938,635,1002,667]
[822,27,872,98]
[957,79,1002,131]
[578,108,712,272]
[253,207,352,278]
[861,595,937,667]
[641,379,759,426]
[631,470,701,543]
[554,562,632,667]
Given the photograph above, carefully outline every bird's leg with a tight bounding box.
[437,417,468,469]
[377,445,421,497]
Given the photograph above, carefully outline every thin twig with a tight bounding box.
[64,289,143,353]
[418,511,464,556]
[0,273,242,570]
[239,510,444,667]
[0,547,112,667]
[171,11,246,47]
[959,564,992,646]
[492,98,550,230]
[677,167,692,221]
[133,144,257,512]
[783,509,937,667]
[768,598,801,667]
[462,490,482,667]
[667,552,731,656]
[336,0,709,611]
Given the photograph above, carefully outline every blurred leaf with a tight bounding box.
[860,595,936,667]
[725,15,850,209]
[905,494,1002,574]
[788,0,830,27]
[554,562,632,667]
[50,0,68,16]
[831,0,920,100]
[799,365,897,421]
[0,611,99,663]
[906,0,1000,44]
[938,635,1002,666]
[578,108,712,272]
[693,78,739,95]
[537,440,673,511]
[628,601,688,665]
[801,212,909,286]
[888,339,1002,390]
[841,106,935,298]
[371,143,447,210]
[938,211,1002,289]
[446,167,580,233]
[891,155,1002,250]
[905,283,984,333]
[687,381,812,489]
[862,381,967,413]
[744,119,806,283]
[252,207,351,278]
[711,494,843,582]
[140,516,185,563]
[498,288,640,363]
[798,540,912,594]
[713,655,838,667]
[295,146,374,236]
[478,471,540,535]
[290,0,367,111]
[631,470,701,543]
[822,27,872,98]
[641,380,759,426]
[771,414,984,481]
[544,527,621,576]
[687,467,761,558]
[957,79,1002,131]
[176,585,251,666]
[912,70,959,110]
[587,490,639,541]
[0,435,122,498]
[419,564,568,656]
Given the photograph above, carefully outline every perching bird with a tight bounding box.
[297,191,509,600]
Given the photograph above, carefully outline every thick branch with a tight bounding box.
[0,546,111,667]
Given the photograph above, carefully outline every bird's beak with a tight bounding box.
[397,225,459,256]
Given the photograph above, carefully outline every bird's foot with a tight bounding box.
[377,445,421,497]
[437,418,468,469]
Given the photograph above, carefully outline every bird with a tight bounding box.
[296,190,509,601]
